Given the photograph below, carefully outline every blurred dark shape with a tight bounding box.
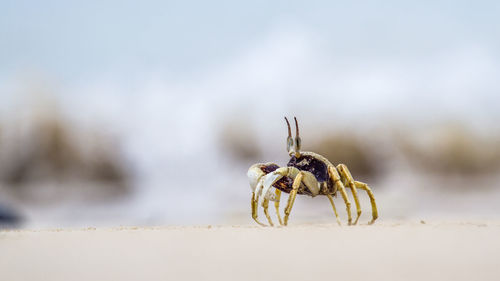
[219,118,262,163]
[397,124,500,176]
[0,205,22,228]
[3,116,80,185]
[0,98,130,204]
[86,148,128,184]
[309,133,381,182]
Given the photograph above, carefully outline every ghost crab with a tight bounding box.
[247,117,378,226]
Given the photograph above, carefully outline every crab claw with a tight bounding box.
[247,163,283,202]
[261,172,283,201]
[253,175,278,208]
[247,164,266,192]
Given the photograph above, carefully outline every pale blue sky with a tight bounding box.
[1,0,499,81]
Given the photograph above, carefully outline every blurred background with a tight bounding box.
[1,0,499,228]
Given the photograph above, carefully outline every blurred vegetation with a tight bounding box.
[397,124,500,176]
[308,133,381,182]
[0,100,130,203]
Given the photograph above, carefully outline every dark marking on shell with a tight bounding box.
[327,177,336,194]
[287,155,329,183]
[260,164,280,174]
[273,177,294,193]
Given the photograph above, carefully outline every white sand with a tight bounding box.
[1,221,499,281]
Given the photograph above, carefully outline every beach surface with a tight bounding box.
[1,221,499,281]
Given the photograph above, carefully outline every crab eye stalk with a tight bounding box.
[294,117,301,156]
[285,117,293,153]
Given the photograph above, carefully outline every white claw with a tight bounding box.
[247,163,283,205]
[247,165,265,192]
[254,178,264,206]
[262,172,282,201]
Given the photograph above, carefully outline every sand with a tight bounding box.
[1,221,499,281]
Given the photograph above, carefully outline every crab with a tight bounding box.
[247,117,378,226]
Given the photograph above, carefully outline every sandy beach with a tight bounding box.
[1,221,499,281]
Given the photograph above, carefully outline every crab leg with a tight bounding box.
[328,166,353,225]
[355,181,378,224]
[262,198,274,226]
[337,164,362,225]
[251,192,266,226]
[283,172,304,226]
[274,189,284,226]
[326,194,341,226]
